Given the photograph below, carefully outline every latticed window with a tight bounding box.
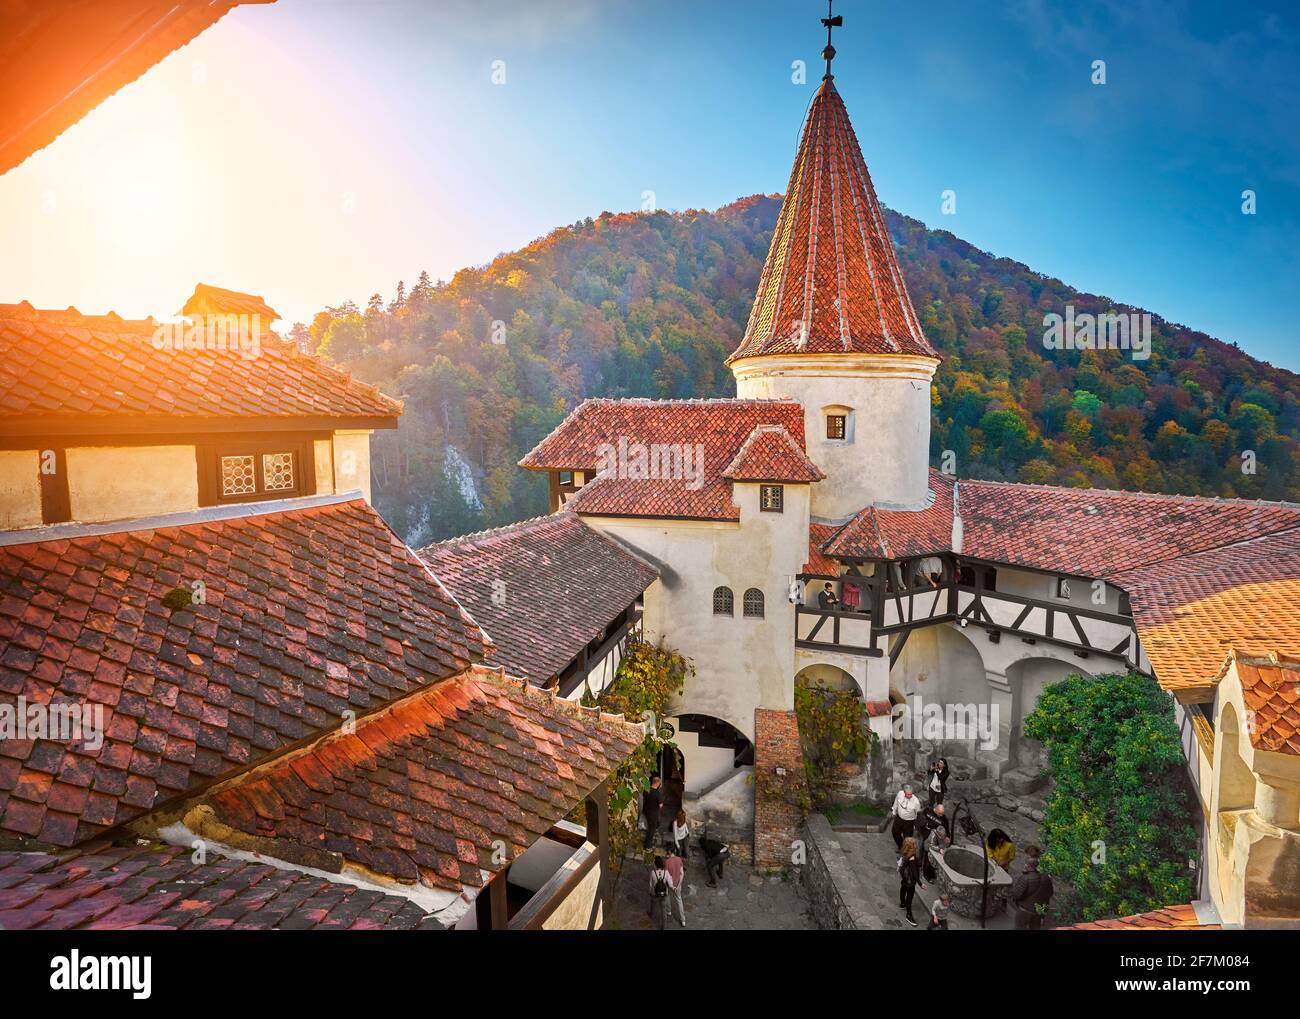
[743,588,765,618]
[220,455,256,496]
[826,414,846,439]
[759,484,784,512]
[262,452,296,491]
[712,586,734,616]
[217,449,299,501]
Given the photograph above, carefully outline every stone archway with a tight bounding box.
[795,662,862,697]
[1005,657,1092,768]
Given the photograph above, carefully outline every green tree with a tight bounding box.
[1023,671,1198,924]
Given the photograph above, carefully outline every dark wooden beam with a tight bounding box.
[38,446,70,524]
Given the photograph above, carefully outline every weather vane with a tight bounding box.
[822,0,843,81]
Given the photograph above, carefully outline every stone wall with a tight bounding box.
[800,814,879,929]
[753,708,806,871]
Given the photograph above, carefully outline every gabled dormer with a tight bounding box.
[0,285,401,529]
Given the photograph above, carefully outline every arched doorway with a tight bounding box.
[672,713,754,797]
[1005,657,1091,767]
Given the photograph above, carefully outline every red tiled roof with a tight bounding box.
[521,398,808,520]
[960,482,1300,577]
[723,424,825,483]
[1061,903,1220,930]
[0,496,488,848]
[823,469,955,559]
[0,843,442,930]
[418,512,657,685]
[0,306,400,431]
[806,523,839,574]
[1233,653,1300,757]
[201,667,642,895]
[816,476,1300,578]
[1107,528,1300,692]
[728,80,937,365]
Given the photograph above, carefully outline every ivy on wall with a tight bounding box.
[793,683,876,810]
[581,636,692,868]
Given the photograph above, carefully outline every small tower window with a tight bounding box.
[713,586,734,616]
[759,484,784,512]
[826,414,846,440]
[743,588,765,618]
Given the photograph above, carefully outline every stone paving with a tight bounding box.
[609,849,816,931]
[824,788,1049,930]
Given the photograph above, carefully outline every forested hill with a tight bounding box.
[299,195,1300,547]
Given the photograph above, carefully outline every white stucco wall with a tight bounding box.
[0,449,42,529]
[66,445,198,522]
[332,430,373,502]
[732,353,938,518]
[582,482,811,744]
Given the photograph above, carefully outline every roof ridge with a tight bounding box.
[417,510,572,551]
[0,491,368,548]
[961,476,1300,512]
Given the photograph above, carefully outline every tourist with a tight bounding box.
[647,855,673,928]
[670,809,690,855]
[897,837,921,927]
[664,846,687,927]
[1010,846,1054,930]
[817,581,839,610]
[986,828,1016,871]
[927,893,952,930]
[889,783,923,849]
[642,775,662,849]
[926,757,949,806]
[699,832,728,886]
[918,803,949,880]
[920,802,950,845]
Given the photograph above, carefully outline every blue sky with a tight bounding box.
[3,0,1296,369]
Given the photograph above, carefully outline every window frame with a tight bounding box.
[742,587,765,619]
[826,414,846,440]
[712,586,734,617]
[759,484,784,513]
[199,434,318,506]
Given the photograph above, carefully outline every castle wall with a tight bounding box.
[581,481,810,748]
[732,353,938,519]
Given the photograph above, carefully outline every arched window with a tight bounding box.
[743,588,765,618]
[712,586,734,616]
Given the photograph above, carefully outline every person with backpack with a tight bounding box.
[647,855,673,928]
[1010,845,1054,929]
[897,836,921,927]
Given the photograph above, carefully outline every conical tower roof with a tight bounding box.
[729,79,938,364]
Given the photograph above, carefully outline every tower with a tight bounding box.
[729,11,940,520]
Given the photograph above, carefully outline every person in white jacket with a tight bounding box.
[669,809,689,855]
[889,783,923,849]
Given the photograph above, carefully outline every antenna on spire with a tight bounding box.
[821,0,843,81]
